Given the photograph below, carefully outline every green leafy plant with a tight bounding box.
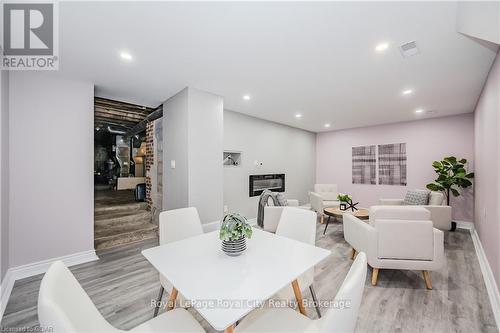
[219,213,253,241]
[426,156,474,205]
[337,194,352,202]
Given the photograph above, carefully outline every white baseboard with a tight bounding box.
[0,270,15,322]
[0,249,99,320]
[455,220,474,230]
[469,227,500,329]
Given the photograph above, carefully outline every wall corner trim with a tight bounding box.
[468,226,500,329]
[0,249,99,320]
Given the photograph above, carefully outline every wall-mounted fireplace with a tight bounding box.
[249,174,285,197]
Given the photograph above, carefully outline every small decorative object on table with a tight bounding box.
[337,194,351,211]
[337,193,359,212]
[220,213,253,256]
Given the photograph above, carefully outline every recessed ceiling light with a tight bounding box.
[375,42,389,52]
[243,95,251,100]
[295,113,302,118]
[324,123,331,128]
[120,51,133,61]
[402,89,413,95]
[415,108,424,114]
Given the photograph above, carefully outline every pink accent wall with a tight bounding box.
[316,113,475,222]
[474,50,500,286]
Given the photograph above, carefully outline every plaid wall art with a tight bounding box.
[352,145,376,184]
[378,143,407,185]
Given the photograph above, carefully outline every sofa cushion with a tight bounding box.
[403,189,429,205]
[428,191,444,206]
[323,200,340,208]
[369,206,431,225]
[377,219,434,261]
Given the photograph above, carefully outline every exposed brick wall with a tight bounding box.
[145,121,154,211]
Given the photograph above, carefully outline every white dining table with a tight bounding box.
[142,228,331,333]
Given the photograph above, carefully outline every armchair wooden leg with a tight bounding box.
[371,268,379,286]
[320,215,324,224]
[422,271,433,290]
[350,248,357,260]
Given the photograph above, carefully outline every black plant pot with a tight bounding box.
[222,237,246,256]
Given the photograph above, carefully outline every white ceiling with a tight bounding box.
[57,1,498,132]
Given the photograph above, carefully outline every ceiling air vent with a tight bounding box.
[400,41,419,58]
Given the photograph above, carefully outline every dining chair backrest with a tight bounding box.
[316,252,367,333]
[275,207,316,245]
[159,207,204,245]
[38,261,119,333]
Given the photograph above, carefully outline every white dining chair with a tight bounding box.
[38,261,205,333]
[235,252,368,333]
[154,207,204,316]
[273,207,322,318]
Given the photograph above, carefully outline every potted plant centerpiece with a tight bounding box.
[337,194,352,211]
[219,213,253,256]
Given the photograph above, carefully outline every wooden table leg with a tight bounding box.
[224,324,235,333]
[291,279,307,316]
[166,287,178,311]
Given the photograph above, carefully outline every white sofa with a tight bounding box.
[309,184,340,223]
[263,198,299,233]
[379,191,453,231]
[343,206,444,289]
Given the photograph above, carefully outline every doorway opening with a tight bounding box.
[94,97,163,250]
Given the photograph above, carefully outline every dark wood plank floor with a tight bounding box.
[1,222,497,332]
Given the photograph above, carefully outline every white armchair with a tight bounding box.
[343,206,444,289]
[309,184,340,223]
[379,191,453,231]
[262,198,299,233]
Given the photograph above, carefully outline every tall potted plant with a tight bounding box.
[426,156,474,206]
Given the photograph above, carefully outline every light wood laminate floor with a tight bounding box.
[1,222,497,332]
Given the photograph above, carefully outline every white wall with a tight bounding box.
[163,88,189,211]
[9,72,94,267]
[223,110,316,219]
[474,50,500,286]
[457,1,500,45]
[188,88,224,223]
[316,114,475,222]
[163,87,224,223]
[0,69,9,281]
